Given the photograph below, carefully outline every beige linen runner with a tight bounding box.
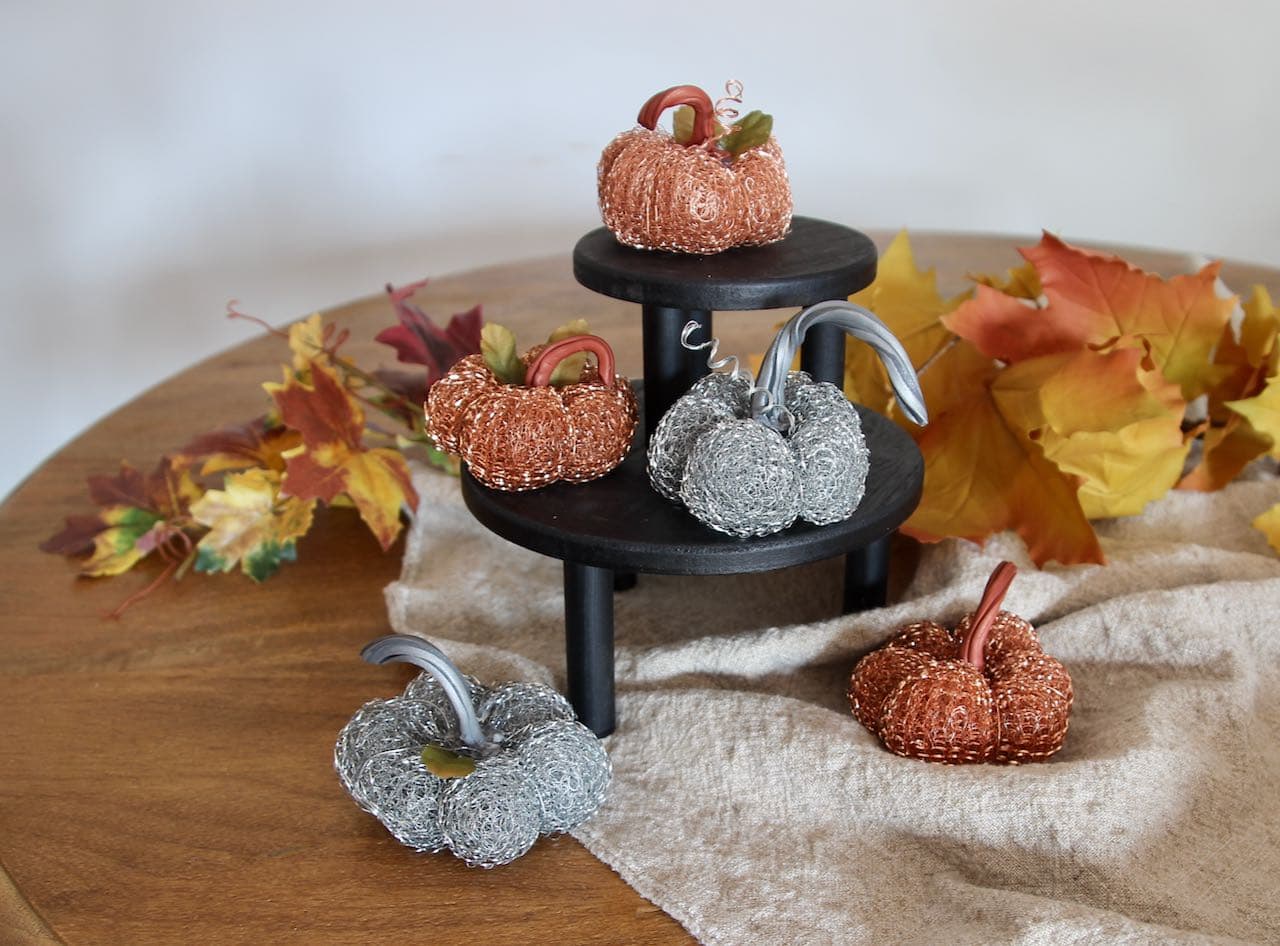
[385,464,1280,945]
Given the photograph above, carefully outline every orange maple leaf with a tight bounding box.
[945,233,1234,399]
[268,364,419,550]
[901,340,1104,566]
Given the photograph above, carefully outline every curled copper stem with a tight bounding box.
[637,85,717,146]
[960,562,1018,671]
[525,335,616,387]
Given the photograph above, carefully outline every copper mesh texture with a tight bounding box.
[598,128,792,254]
[424,354,496,453]
[848,610,1073,765]
[846,621,956,730]
[559,381,639,483]
[426,356,637,492]
[989,651,1074,762]
[459,387,572,491]
[880,664,997,764]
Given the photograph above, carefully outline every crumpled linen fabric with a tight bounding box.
[385,463,1280,945]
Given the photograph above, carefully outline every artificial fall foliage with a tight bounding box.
[42,281,483,614]
[848,232,1280,564]
[43,237,1280,612]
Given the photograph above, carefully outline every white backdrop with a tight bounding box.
[2,0,1277,500]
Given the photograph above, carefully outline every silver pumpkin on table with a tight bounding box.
[335,635,611,868]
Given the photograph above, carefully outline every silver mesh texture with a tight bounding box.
[335,672,611,868]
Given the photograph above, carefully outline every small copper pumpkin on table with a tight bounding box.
[425,325,637,491]
[848,562,1073,764]
[598,82,792,254]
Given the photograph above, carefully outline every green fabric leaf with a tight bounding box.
[421,745,477,778]
[547,319,589,343]
[481,324,525,385]
[672,105,695,144]
[82,507,163,576]
[719,110,773,158]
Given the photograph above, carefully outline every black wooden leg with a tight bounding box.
[564,560,616,736]
[642,305,712,441]
[799,319,847,385]
[843,535,891,613]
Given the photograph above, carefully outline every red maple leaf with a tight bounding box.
[176,415,303,475]
[375,279,483,387]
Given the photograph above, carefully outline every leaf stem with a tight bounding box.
[106,557,181,620]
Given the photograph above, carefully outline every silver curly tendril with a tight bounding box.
[680,321,793,430]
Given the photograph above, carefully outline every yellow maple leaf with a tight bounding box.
[969,260,1043,300]
[1227,378,1280,457]
[190,468,315,582]
[176,417,303,477]
[990,348,1188,518]
[901,340,1104,566]
[1181,285,1280,490]
[1254,502,1280,554]
[844,230,966,414]
[288,314,330,373]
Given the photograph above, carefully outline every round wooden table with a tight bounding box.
[3,233,1273,945]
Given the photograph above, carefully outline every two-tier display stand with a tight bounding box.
[461,217,924,736]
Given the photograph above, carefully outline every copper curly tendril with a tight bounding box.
[714,79,745,130]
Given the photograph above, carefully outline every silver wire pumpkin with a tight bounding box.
[335,635,611,868]
[648,300,929,538]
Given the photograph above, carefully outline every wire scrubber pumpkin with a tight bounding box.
[425,334,637,491]
[848,561,1074,764]
[648,301,929,537]
[598,82,792,254]
[334,635,611,867]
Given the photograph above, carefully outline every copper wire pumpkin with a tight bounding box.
[424,335,637,491]
[848,562,1073,764]
[598,84,792,255]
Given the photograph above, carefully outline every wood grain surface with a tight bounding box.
[2,232,1274,945]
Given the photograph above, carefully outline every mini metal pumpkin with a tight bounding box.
[598,83,792,254]
[425,334,638,491]
[848,561,1074,764]
[335,635,612,867]
[648,301,928,537]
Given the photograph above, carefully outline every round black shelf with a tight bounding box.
[573,216,878,311]
[459,398,923,576]
[457,217,914,736]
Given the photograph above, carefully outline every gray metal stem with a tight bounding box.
[361,634,488,751]
[751,301,929,433]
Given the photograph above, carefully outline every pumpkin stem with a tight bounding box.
[361,634,490,752]
[751,300,928,434]
[637,85,717,147]
[525,334,617,387]
[959,562,1017,672]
